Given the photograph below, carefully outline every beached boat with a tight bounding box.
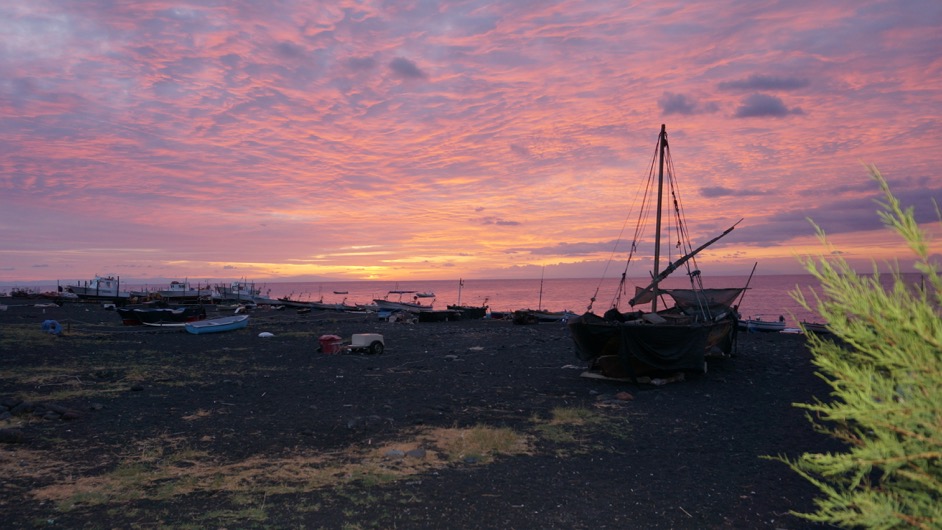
[119,304,207,326]
[65,275,131,301]
[738,315,786,333]
[800,321,831,334]
[117,300,167,325]
[213,281,262,303]
[155,280,214,303]
[513,309,577,324]
[418,309,463,322]
[185,314,249,334]
[567,125,747,380]
[447,279,489,319]
[373,290,434,312]
[311,299,361,312]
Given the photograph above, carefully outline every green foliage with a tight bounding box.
[778,166,942,529]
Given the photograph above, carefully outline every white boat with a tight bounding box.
[156,280,214,302]
[65,275,131,301]
[373,290,434,312]
[185,314,249,334]
[738,315,786,332]
[213,281,261,302]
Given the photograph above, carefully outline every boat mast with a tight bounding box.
[651,124,667,312]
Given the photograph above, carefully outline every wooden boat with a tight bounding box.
[373,290,434,312]
[213,281,262,303]
[488,310,512,320]
[447,279,489,319]
[118,303,154,325]
[738,315,786,333]
[185,314,249,334]
[418,309,463,322]
[800,321,831,334]
[567,125,747,380]
[512,309,576,324]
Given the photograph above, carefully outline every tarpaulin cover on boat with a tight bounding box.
[632,287,743,314]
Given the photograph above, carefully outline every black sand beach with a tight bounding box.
[1,300,836,529]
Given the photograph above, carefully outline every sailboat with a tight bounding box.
[567,124,746,380]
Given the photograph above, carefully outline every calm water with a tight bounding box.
[6,274,924,328]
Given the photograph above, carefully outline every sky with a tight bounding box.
[2,0,941,284]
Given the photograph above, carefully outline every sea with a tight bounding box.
[4,273,924,328]
[251,275,826,326]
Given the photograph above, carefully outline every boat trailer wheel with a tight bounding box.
[369,341,385,355]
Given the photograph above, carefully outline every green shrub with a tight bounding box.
[778,166,942,529]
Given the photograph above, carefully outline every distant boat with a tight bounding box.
[418,309,463,322]
[213,280,262,303]
[155,280,214,303]
[415,292,436,298]
[800,321,831,334]
[738,315,786,333]
[185,314,249,335]
[447,279,489,319]
[373,290,434,312]
[310,299,361,312]
[65,275,131,301]
[567,125,746,380]
[513,309,576,325]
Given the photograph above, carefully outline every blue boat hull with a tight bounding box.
[185,315,249,335]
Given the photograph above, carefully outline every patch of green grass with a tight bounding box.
[439,424,528,464]
[531,406,631,455]
[0,325,59,349]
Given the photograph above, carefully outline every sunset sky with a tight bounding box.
[2,0,941,284]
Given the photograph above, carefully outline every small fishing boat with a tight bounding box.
[512,309,577,324]
[447,279,489,319]
[118,303,206,326]
[155,280,214,303]
[373,290,434,312]
[418,309,463,322]
[800,321,831,334]
[65,275,131,301]
[185,314,249,335]
[738,315,786,333]
[213,281,262,303]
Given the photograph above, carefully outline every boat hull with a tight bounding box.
[417,309,462,322]
[447,305,488,320]
[568,311,738,379]
[117,304,206,326]
[738,319,786,333]
[137,306,207,326]
[185,315,249,335]
[373,299,432,312]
